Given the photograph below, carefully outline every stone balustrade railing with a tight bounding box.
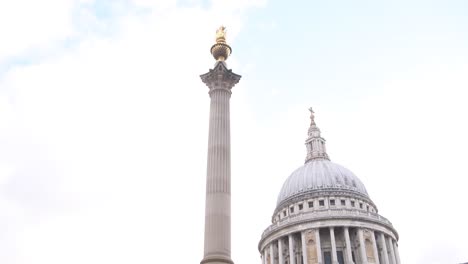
[261,208,393,238]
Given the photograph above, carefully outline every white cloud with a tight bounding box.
[0,1,265,264]
[0,0,77,61]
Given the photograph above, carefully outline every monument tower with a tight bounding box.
[200,26,241,264]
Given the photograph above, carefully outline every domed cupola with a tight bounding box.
[258,108,400,264]
[275,108,372,214]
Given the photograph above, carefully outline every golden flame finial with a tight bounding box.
[216,26,227,44]
[210,26,232,61]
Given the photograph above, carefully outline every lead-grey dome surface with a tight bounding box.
[277,159,369,206]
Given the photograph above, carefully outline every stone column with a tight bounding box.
[200,61,241,264]
[393,241,401,264]
[358,229,368,264]
[387,237,396,264]
[278,238,284,264]
[289,234,296,264]
[301,231,308,264]
[330,227,338,264]
[262,250,265,264]
[271,243,276,264]
[315,228,323,264]
[344,227,353,264]
[379,233,389,264]
[371,231,380,264]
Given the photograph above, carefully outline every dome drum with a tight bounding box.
[259,216,398,251]
[274,188,377,218]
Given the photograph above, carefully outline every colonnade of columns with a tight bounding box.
[261,227,400,264]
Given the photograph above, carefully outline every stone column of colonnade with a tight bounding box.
[200,27,241,264]
[278,238,284,264]
[262,229,398,264]
[315,229,323,264]
[330,228,338,264]
[379,233,390,264]
[371,231,380,264]
[358,229,369,264]
[289,234,296,264]
[393,241,401,264]
[344,227,354,264]
[301,232,308,264]
[387,236,396,264]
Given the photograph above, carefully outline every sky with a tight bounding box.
[0,0,467,263]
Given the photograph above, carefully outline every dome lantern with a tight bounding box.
[305,107,329,162]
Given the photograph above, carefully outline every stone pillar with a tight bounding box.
[344,227,353,264]
[278,238,284,264]
[330,227,338,264]
[289,234,296,264]
[358,229,368,264]
[379,234,389,264]
[387,237,396,264]
[301,231,308,264]
[200,60,241,264]
[270,243,276,264]
[393,241,401,264]
[262,250,265,264]
[315,228,322,264]
[371,231,380,264]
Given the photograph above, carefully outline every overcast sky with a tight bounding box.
[1,0,467,263]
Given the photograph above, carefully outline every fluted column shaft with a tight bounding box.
[393,241,401,264]
[289,234,296,264]
[358,229,368,264]
[315,228,322,264]
[371,231,380,264]
[330,228,338,264]
[301,231,308,264]
[344,227,353,264]
[203,88,232,263]
[270,243,275,264]
[379,234,390,264]
[278,238,284,264]
[387,237,396,264]
[201,61,240,264]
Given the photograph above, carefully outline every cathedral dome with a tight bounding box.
[277,159,369,206]
[259,109,400,264]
